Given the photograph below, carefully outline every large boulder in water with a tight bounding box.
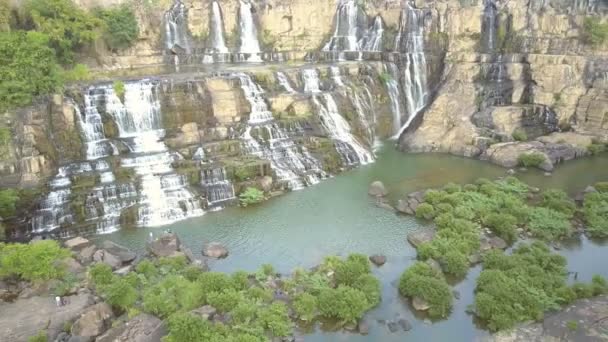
[368,181,388,197]
[407,229,436,248]
[101,241,136,264]
[369,255,387,266]
[96,313,167,342]
[64,237,92,250]
[71,303,114,338]
[147,233,181,258]
[202,242,229,259]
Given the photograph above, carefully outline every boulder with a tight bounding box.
[62,258,84,274]
[71,303,114,338]
[407,229,436,248]
[387,321,399,333]
[257,176,274,192]
[191,305,217,321]
[369,255,387,267]
[96,313,167,342]
[146,233,181,258]
[426,258,442,273]
[368,181,388,197]
[398,318,412,331]
[412,297,430,311]
[357,320,369,335]
[101,241,136,264]
[64,237,91,250]
[202,242,229,259]
[489,236,508,250]
[93,250,122,270]
[78,245,97,264]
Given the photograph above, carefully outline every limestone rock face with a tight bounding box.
[96,313,167,342]
[71,303,114,338]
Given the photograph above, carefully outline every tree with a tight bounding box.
[27,0,102,64]
[95,4,139,51]
[0,31,62,112]
[0,189,19,218]
[398,262,453,319]
[239,187,264,207]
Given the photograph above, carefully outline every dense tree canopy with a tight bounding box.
[96,4,139,51]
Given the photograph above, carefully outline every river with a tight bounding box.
[96,145,608,341]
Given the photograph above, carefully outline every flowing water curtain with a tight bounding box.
[238,0,262,62]
[323,0,385,54]
[164,0,191,54]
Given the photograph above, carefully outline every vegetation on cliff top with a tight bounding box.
[0,240,70,282]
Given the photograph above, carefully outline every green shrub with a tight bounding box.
[231,271,250,291]
[89,263,114,287]
[164,312,223,342]
[239,187,265,207]
[483,213,518,243]
[588,143,606,155]
[595,182,608,193]
[334,253,371,286]
[527,207,571,240]
[0,240,70,282]
[398,262,453,319]
[63,63,91,82]
[0,31,62,112]
[352,274,381,307]
[27,332,47,342]
[415,203,435,220]
[104,277,137,310]
[441,250,469,278]
[517,152,546,168]
[95,4,139,51]
[293,293,317,321]
[567,320,578,331]
[113,80,125,99]
[474,243,568,331]
[258,302,292,337]
[207,289,243,313]
[143,275,204,318]
[318,286,370,324]
[582,17,608,47]
[583,191,608,238]
[0,189,19,218]
[540,189,576,218]
[246,286,274,303]
[512,129,528,141]
[135,259,158,279]
[444,182,461,194]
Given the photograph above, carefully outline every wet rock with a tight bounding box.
[453,290,461,300]
[101,241,136,264]
[369,255,386,266]
[387,321,399,333]
[64,237,91,250]
[358,320,369,335]
[375,199,395,211]
[398,318,412,331]
[96,313,166,342]
[344,322,357,331]
[507,169,516,175]
[412,297,430,311]
[146,233,181,258]
[78,245,97,265]
[191,305,217,320]
[407,229,436,248]
[258,176,274,192]
[489,236,507,250]
[584,186,597,194]
[368,181,388,197]
[426,259,442,272]
[544,172,552,177]
[202,242,229,259]
[93,249,122,270]
[55,332,70,342]
[114,265,133,276]
[71,303,114,338]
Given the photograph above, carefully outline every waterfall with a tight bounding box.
[395,4,429,138]
[201,167,236,207]
[77,94,118,160]
[164,0,190,53]
[303,69,373,165]
[238,0,262,61]
[209,1,229,53]
[330,66,345,87]
[323,0,361,52]
[481,0,498,53]
[359,16,384,51]
[237,73,325,190]
[385,63,405,136]
[276,72,296,93]
[107,81,204,227]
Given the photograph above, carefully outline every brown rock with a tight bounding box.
[412,297,430,311]
[147,233,181,258]
[369,255,387,267]
[368,181,388,197]
[71,303,114,338]
[96,313,166,342]
[202,242,229,259]
[64,237,91,250]
[407,229,436,248]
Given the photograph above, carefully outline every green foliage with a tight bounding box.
[527,207,571,240]
[474,242,569,331]
[588,143,606,155]
[258,302,291,337]
[27,0,102,64]
[89,263,114,287]
[512,129,528,141]
[483,213,518,244]
[63,63,91,82]
[352,274,381,307]
[595,182,608,193]
[0,240,70,282]
[334,253,371,286]
[0,31,62,112]
[415,203,435,220]
[95,4,139,51]
[567,320,578,331]
[0,127,11,157]
[104,277,137,310]
[540,189,576,218]
[164,312,224,342]
[239,187,264,207]
[0,189,19,218]
[293,292,317,321]
[28,332,47,342]
[582,17,608,47]
[583,191,608,238]
[318,286,369,324]
[207,289,243,313]
[113,80,125,99]
[398,262,453,319]
[517,152,546,168]
[143,275,204,317]
[378,72,392,84]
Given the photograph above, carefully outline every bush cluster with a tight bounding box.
[239,187,265,207]
[398,262,453,319]
[0,240,70,282]
[583,186,608,238]
[517,152,546,168]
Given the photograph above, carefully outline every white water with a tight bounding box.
[324,0,360,52]
[482,0,498,53]
[330,66,345,87]
[384,63,405,136]
[238,73,325,190]
[276,72,296,93]
[303,69,322,93]
[164,0,190,53]
[201,167,236,206]
[109,81,204,227]
[395,4,429,138]
[209,1,229,53]
[359,16,384,51]
[238,0,262,61]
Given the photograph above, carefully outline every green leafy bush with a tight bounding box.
[527,207,571,240]
[28,332,47,342]
[0,240,70,282]
[239,187,265,207]
[540,189,576,217]
[517,152,546,168]
[258,302,292,337]
[0,189,19,218]
[588,143,606,155]
[207,289,243,313]
[318,286,370,324]
[583,191,608,238]
[89,263,114,287]
[512,129,528,141]
[582,17,608,47]
[0,31,62,112]
[415,203,435,220]
[104,277,137,310]
[293,293,317,321]
[143,275,204,317]
[63,63,91,82]
[398,262,453,319]
[595,182,608,193]
[483,213,518,244]
[95,4,139,50]
[334,253,371,286]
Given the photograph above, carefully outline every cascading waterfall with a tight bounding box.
[201,167,236,207]
[108,81,204,227]
[164,0,190,53]
[209,1,229,53]
[395,4,429,138]
[358,16,384,51]
[276,72,296,93]
[238,73,325,190]
[303,69,373,165]
[385,63,406,136]
[324,0,362,52]
[238,0,262,61]
[481,0,498,53]
[330,66,345,87]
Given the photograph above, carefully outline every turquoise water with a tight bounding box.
[98,146,608,340]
